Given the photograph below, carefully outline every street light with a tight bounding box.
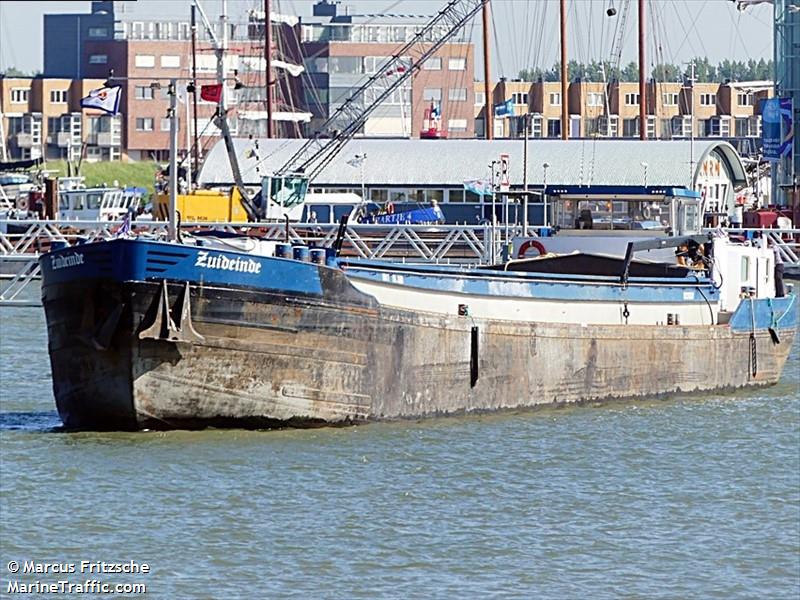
[542,162,550,227]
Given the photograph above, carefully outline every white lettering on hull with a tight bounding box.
[50,252,85,270]
[194,250,262,274]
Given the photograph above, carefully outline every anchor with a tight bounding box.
[138,280,204,344]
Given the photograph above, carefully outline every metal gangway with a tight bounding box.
[0,219,494,306]
[2,219,799,307]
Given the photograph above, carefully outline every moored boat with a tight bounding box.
[39,232,796,430]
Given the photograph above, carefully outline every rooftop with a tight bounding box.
[198,138,747,189]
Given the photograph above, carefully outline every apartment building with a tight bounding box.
[300,1,475,138]
[0,77,121,162]
[484,78,773,143]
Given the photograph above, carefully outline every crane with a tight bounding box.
[252,0,487,220]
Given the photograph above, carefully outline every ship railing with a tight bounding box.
[3,221,799,307]
[0,220,492,306]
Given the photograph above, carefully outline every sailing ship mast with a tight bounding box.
[482,0,493,140]
[265,0,274,138]
[638,0,646,140]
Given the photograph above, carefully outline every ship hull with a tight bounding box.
[41,242,796,430]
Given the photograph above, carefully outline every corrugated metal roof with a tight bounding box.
[197,138,747,189]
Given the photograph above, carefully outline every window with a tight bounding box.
[547,118,561,137]
[662,92,678,106]
[448,57,466,71]
[135,118,154,131]
[624,93,640,106]
[89,54,108,64]
[548,92,560,106]
[10,88,29,103]
[475,91,485,106]
[159,117,179,131]
[50,89,68,103]
[448,88,467,102]
[700,93,716,106]
[87,27,109,38]
[423,57,441,70]
[160,55,180,68]
[329,56,362,74]
[737,92,753,106]
[623,117,639,137]
[512,92,528,105]
[423,88,442,101]
[587,92,603,107]
[135,86,153,100]
[135,54,156,68]
[448,118,467,132]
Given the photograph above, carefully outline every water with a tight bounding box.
[1,303,798,599]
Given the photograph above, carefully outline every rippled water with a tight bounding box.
[1,302,798,598]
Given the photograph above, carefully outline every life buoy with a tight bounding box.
[15,196,29,211]
[517,239,547,258]
[386,202,395,214]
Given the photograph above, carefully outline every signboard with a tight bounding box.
[761,97,793,162]
[499,153,510,192]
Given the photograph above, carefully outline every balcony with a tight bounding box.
[15,133,36,148]
[96,132,119,147]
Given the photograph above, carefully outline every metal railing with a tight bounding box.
[0,220,492,306]
[2,220,798,307]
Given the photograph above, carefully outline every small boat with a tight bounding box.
[39,230,796,430]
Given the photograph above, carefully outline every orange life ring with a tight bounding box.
[15,196,29,211]
[517,239,547,258]
[386,202,395,214]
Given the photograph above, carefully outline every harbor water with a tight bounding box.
[1,301,798,598]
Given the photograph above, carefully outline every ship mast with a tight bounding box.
[482,0,493,140]
[190,4,200,182]
[265,0,274,138]
[638,0,646,140]
[560,0,568,140]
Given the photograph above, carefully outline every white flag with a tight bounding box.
[80,85,122,115]
[273,60,305,77]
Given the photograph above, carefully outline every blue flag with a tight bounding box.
[761,97,793,162]
[80,85,122,115]
[494,98,514,118]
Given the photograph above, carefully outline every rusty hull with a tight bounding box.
[43,268,795,430]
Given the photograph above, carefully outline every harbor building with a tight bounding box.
[198,138,747,224]
[0,76,121,162]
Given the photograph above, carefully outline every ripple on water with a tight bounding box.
[1,305,798,598]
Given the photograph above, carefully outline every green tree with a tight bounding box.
[1,66,39,77]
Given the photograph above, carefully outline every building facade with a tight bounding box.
[0,77,121,162]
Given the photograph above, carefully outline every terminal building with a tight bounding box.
[198,138,748,224]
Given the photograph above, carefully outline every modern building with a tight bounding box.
[0,76,121,162]
[481,78,774,148]
[299,0,475,138]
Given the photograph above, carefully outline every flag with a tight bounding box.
[273,60,304,77]
[115,211,132,238]
[80,85,122,115]
[463,178,492,197]
[200,83,223,103]
[430,102,441,119]
[494,98,514,118]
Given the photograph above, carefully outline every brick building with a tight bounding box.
[0,76,120,162]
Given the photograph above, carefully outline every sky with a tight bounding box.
[0,0,776,78]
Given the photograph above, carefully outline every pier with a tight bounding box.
[1,218,798,307]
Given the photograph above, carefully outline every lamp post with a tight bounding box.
[542,162,550,227]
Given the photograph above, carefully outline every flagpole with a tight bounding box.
[168,78,179,242]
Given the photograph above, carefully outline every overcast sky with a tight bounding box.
[0,0,775,77]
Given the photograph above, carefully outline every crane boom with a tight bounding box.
[271,0,485,182]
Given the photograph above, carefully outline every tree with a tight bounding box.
[1,66,39,77]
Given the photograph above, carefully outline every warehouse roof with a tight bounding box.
[198,138,747,189]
